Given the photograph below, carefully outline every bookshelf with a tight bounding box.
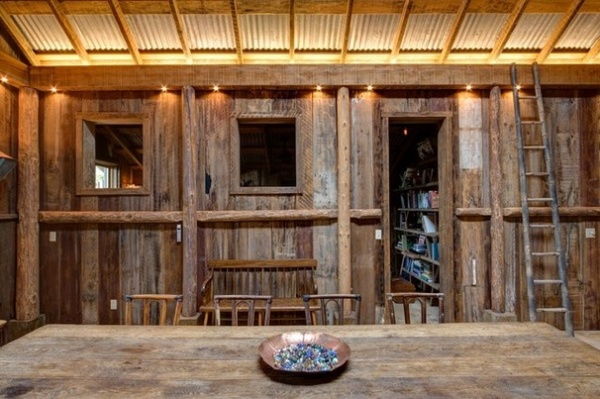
[392,151,440,292]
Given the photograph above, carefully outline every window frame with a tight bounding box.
[75,112,152,196]
[230,115,304,195]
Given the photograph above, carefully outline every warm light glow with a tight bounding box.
[0,76,7,83]
[516,84,521,91]
[466,84,472,91]
[50,86,58,93]
[161,85,168,92]
[316,84,322,92]
[367,84,373,92]
[213,84,219,92]
[403,128,408,136]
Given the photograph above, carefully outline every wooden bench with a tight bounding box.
[199,259,318,325]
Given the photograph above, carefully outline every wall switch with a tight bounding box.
[110,299,118,310]
[176,224,182,243]
[585,228,596,238]
[49,231,57,242]
[375,229,382,240]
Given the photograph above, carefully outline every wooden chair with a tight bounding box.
[214,295,273,326]
[124,294,183,326]
[303,294,361,325]
[386,292,444,324]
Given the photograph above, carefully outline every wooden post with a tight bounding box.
[181,86,198,317]
[16,87,40,321]
[337,88,351,296]
[489,86,505,313]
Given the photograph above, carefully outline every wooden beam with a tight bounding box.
[103,126,143,168]
[16,87,40,321]
[583,35,600,63]
[230,0,244,64]
[536,0,585,64]
[337,87,351,295]
[0,52,30,87]
[340,0,354,63]
[455,207,600,218]
[28,64,600,91]
[0,4,40,66]
[390,0,412,63]
[181,86,198,317]
[289,0,295,62]
[38,211,183,223]
[47,0,90,65]
[439,0,471,63]
[169,0,193,64]
[488,0,529,63]
[108,0,143,65]
[489,86,505,313]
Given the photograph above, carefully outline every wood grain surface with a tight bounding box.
[1,323,599,398]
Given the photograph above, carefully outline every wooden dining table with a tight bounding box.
[1,322,599,398]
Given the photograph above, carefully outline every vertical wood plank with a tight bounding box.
[489,86,505,313]
[16,87,40,321]
[182,86,198,317]
[337,88,351,297]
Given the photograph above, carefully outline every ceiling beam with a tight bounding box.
[583,35,600,63]
[103,126,143,168]
[340,0,355,64]
[439,0,471,64]
[108,0,143,65]
[230,0,244,64]
[169,0,192,64]
[488,0,529,63]
[0,4,40,66]
[289,0,295,62]
[28,64,600,91]
[390,0,412,63]
[47,0,90,65]
[536,0,585,64]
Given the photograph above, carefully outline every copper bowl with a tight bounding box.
[259,331,350,373]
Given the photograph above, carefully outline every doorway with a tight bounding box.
[382,114,454,321]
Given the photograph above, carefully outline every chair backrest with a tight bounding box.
[386,292,444,324]
[303,294,361,325]
[214,295,273,326]
[124,294,183,326]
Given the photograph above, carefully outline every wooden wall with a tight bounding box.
[2,79,599,330]
[0,81,18,323]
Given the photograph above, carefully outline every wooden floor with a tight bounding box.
[575,331,600,351]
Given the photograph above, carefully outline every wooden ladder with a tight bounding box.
[510,63,573,336]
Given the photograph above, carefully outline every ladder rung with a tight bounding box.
[519,95,538,100]
[536,307,568,313]
[522,120,543,125]
[525,172,549,177]
[523,145,545,150]
[527,197,552,202]
[530,224,555,229]
[531,251,559,257]
[534,279,563,284]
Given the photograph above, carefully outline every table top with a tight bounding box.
[1,322,599,398]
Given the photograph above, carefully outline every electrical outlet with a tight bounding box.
[110,299,118,310]
[375,229,382,240]
[49,231,56,242]
[585,228,596,238]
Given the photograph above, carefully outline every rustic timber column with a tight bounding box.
[181,86,198,317]
[489,86,505,313]
[337,87,351,295]
[16,87,40,321]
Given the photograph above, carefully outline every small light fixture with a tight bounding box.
[212,84,219,92]
[0,76,7,84]
[367,84,373,92]
[403,127,408,136]
[466,84,472,91]
[316,84,322,92]
[50,86,58,93]
[516,84,521,91]
[161,85,168,92]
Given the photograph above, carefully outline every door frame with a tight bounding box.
[381,112,455,321]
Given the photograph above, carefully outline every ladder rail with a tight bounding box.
[511,63,573,336]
